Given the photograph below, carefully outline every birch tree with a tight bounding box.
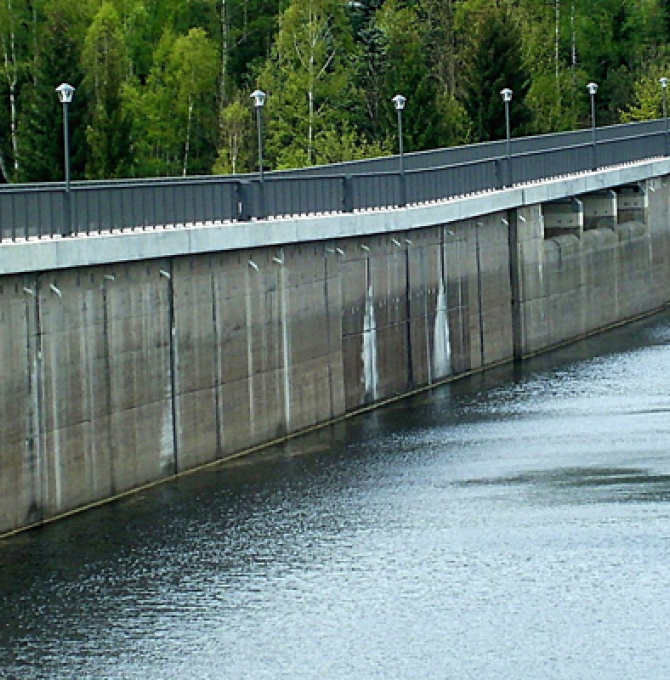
[0,0,28,180]
[213,98,251,173]
[259,0,361,168]
[82,2,130,178]
[126,28,218,176]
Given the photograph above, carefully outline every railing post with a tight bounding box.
[257,179,266,219]
[495,158,504,190]
[587,82,598,171]
[342,175,353,213]
[236,180,252,222]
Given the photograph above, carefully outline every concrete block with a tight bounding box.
[617,184,647,224]
[0,442,40,534]
[375,321,411,397]
[286,356,334,432]
[110,401,176,493]
[518,297,549,356]
[175,388,220,470]
[447,306,469,375]
[543,198,583,235]
[342,333,365,410]
[481,304,514,365]
[582,190,617,230]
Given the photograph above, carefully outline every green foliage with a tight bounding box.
[259,0,361,168]
[368,0,448,151]
[621,62,670,123]
[126,27,219,176]
[17,0,92,183]
[213,98,253,174]
[4,0,670,183]
[313,123,390,165]
[460,1,531,142]
[83,3,131,178]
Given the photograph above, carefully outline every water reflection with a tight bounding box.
[2,312,670,678]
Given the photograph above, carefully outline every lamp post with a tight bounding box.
[250,89,266,217]
[392,94,406,206]
[500,88,513,186]
[587,81,598,170]
[56,82,75,235]
[660,77,669,156]
[55,83,75,193]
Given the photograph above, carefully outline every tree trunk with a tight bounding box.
[183,100,194,176]
[1,0,21,175]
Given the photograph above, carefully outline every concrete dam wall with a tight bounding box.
[1,175,669,536]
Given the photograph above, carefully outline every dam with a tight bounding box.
[1,121,670,536]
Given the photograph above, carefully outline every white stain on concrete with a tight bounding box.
[362,281,379,400]
[279,262,292,429]
[162,287,176,473]
[432,274,452,379]
[245,268,256,435]
[49,339,63,509]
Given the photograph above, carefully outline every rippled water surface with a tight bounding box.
[3,314,670,679]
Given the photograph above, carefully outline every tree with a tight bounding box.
[460,0,531,143]
[259,0,362,168]
[213,98,252,174]
[621,61,670,123]
[0,0,31,181]
[371,0,448,151]
[126,27,219,176]
[17,0,90,183]
[82,2,131,178]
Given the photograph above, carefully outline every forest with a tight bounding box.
[1,0,670,184]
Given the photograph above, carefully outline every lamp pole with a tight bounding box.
[500,88,513,186]
[587,82,598,170]
[56,82,75,235]
[250,89,266,217]
[661,77,669,156]
[392,94,406,206]
[55,83,75,193]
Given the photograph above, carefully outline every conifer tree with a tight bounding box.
[18,0,89,183]
[461,1,530,143]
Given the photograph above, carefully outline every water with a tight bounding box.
[3,313,670,679]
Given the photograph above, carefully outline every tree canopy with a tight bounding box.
[1,0,670,182]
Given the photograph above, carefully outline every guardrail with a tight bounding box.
[1,119,667,241]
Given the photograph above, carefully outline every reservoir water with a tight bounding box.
[2,311,670,679]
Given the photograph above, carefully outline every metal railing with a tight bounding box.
[1,119,667,242]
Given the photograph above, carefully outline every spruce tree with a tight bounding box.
[462,1,530,143]
[18,3,87,183]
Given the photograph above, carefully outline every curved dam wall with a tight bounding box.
[1,174,669,536]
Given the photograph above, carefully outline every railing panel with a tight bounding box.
[264,176,344,217]
[0,189,66,240]
[597,133,666,167]
[2,119,670,241]
[350,172,400,210]
[509,145,592,185]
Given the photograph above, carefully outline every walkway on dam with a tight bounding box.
[0,117,668,251]
[2,153,669,277]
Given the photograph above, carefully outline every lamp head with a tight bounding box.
[500,88,513,103]
[250,90,266,108]
[661,77,669,90]
[392,94,406,111]
[55,83,75,104]
[587,82,598,96]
